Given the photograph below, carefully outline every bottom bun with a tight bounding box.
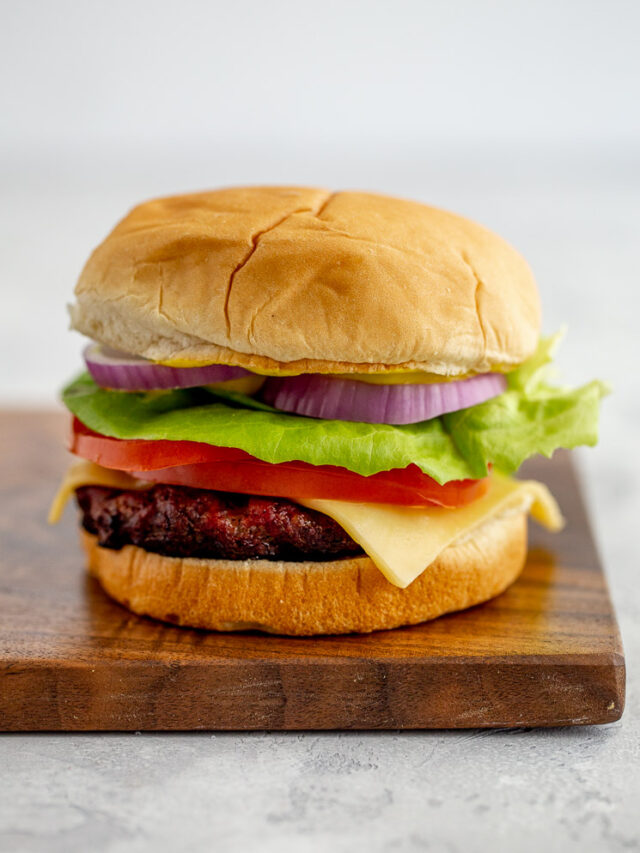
[81,510,527,635]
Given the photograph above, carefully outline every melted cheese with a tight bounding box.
[160,360,508,383]
[47,460,151,524]
[50,461,563,590]
[204,375,265,394]
[299,474,563,588]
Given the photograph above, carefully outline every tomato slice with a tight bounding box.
[70,417,488,508]
[70,418,250,470]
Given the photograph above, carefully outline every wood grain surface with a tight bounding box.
[0,410,625,730]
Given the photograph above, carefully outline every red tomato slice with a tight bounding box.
[70,417,488,508]
[70,418,249,470]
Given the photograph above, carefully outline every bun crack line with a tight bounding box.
[223,191,335,338]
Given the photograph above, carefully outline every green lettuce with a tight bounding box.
[62,337,606,484]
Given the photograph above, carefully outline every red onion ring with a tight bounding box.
[261,373,507,424]
[84,344,250,390]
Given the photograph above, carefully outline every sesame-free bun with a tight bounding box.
[70,187,540,377]
[81,510,527,635]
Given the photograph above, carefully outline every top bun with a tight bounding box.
[70,186,540,376]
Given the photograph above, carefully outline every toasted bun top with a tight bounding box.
[70,186,540,375]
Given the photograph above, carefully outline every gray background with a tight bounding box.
[1,1,639,850]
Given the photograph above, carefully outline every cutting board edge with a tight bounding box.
[0,653,625,731]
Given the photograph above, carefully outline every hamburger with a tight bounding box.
[49,186,605,635]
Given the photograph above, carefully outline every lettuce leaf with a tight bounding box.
[62,337,606,484]
[506,328,565,394]
[442,331,608,475]
[443,380,606,476]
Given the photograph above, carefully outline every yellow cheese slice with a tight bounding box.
[49,461,563,590]
[299,474,563,588]
[204,375,265,395]
[47,460,151,524]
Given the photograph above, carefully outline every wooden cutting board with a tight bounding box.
[0,410,625,730]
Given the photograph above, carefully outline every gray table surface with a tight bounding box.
[1,163,639,852]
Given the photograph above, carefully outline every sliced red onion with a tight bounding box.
[261,373,507,424]
[84,343,250,390]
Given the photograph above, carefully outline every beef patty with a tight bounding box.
[76,484,363,562]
